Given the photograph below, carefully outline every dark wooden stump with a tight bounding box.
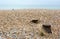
[42,25,52,33]
[31,20,38,24]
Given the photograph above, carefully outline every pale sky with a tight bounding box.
[0,0,60,9]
